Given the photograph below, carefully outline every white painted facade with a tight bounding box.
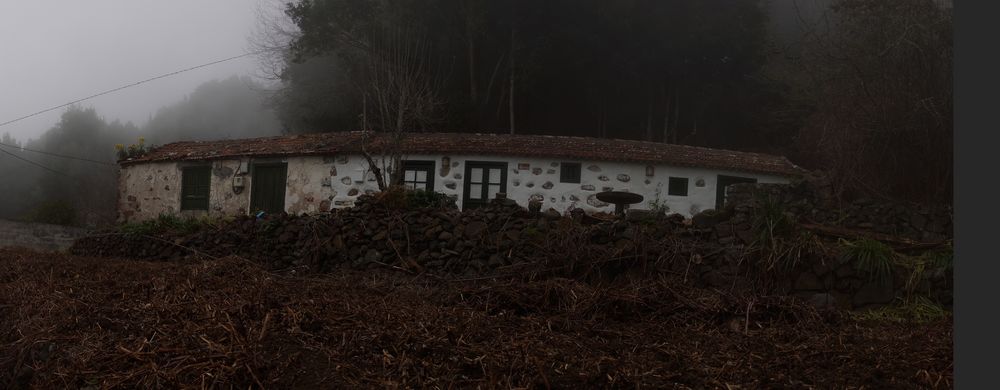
[118,153,790,222]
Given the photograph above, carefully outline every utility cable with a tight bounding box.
[0,141,116,166]
[0,50,271,129]
[0,147,75,177]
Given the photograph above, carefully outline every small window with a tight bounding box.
[668,177,689,196]
[402,160,435,191]
[560,162,582,183]
[181,166,211,210]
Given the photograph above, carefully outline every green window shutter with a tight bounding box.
[181,166,211,210]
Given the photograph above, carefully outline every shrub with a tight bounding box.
[841,238,896,284]
[119,214,210,236]
[751,194,795,247]
[406,189,457,209]
[850,296,949,324]
[24,200,78,226]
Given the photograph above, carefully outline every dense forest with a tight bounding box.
[0,76,281,226]
[261,0,952,204]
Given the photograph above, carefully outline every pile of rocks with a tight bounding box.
[725,176,952,243]
[71,186,953,309]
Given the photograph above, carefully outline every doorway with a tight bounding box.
[715,175,757,210]
[250,163,288,214]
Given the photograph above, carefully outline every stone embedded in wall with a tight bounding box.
[587,194,609,208]
[526,182,535,188]
[364,189,376,195]
[531,168,543,175]
[695,178,706,187]
[440,157,451,177]
[444,181,457,190]
[334,200,353,206]
[550,197,557,203]
[602,186,614,192]
[452,161,460,167]
[644,179,651,185]
[529,193,545,202]
[690,205,701,215]
[569,194,580,201]
[542,181,554,189]
[348,188,359,196]
[453,173,462,180]
[330,166,337,176]
[547,169,556,174]
[581,184,595,191]
[598,175,610,181]
[587,165,601,172]
[336,156,349,164]
[319,200,331,212]
[617,174,630,183]
[321,177,332,187]
[512,180,520,187]
[341,176,353,185]
[164,185,170,191]
[512,169,519,174]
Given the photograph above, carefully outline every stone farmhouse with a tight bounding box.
[116,131,804,222]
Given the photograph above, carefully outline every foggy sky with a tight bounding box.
[0,1,276,142]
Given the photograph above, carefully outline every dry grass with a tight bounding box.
[1,248,952,389]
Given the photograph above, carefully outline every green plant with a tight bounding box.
[751,194,795,247]
[119,214,209,236]
[899,246,953,297]
[24,200,78,226]
[406,189,457,209]
[850,297,949,324]
[841,237,896,284]
[647,188,670,215]
[115,137,151,160]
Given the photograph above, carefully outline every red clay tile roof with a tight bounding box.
[122,131,805,177]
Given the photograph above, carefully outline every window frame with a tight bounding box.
[401,160,436,191]
[668,176,690,197]
[559,162,582,184]
[462,161,508,209]
[180,165,212,211]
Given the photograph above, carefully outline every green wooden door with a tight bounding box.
[250,163,288,214]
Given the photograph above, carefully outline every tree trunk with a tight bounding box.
[465,0,478,105]
[508,0,516,134]
[662,86,671,143]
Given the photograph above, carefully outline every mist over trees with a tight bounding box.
[144,76,283,144]
[0,76,281,225]
[261,0,952,204]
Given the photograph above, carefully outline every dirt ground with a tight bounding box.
[0,248,952,389]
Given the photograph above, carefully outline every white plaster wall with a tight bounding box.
[392,154,788,216]
[119,159,250,221]
[120,153,790,222]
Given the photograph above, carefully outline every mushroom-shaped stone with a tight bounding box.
[596,191,645,216]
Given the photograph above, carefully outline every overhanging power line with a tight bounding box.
[0,50,268,129]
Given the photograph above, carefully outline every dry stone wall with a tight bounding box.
[76,180,952,310]
[0,219,91,252]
